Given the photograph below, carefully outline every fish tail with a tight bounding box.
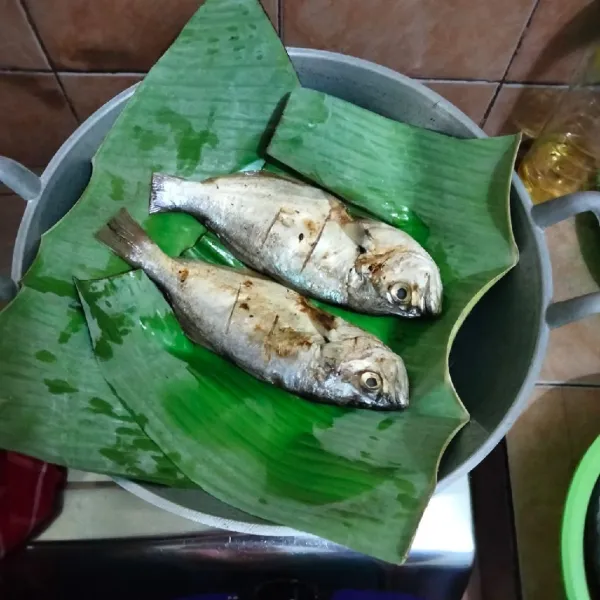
[95,208,158,269]
[150,173,186,214]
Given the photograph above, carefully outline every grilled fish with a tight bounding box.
[96,209,409,410]
[150,171,442,318]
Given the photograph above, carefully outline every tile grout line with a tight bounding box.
[0,67,148,76]
[481,0,544,127]
[480,80,504,126]
[13,0,49,72]
[18,0,80,123]
[502,0,545,81]
[415,76,502,85]
[0,67,573,87]
[503,80,569,87]
[536,381,600,389]
[501,439,524,600]
[558,391,580,476]
[278,0,284,42]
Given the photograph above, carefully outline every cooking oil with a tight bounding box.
[518,45,600,204]
[518,133,596,204]
[511,88,561,139]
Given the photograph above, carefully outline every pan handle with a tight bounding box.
[531,191,600,329]
[0,157,42,303]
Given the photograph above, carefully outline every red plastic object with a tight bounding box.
[0,452,65,558]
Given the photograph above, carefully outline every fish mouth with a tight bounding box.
[394,393,409,409]
[371,395,409,410]
[392,364,409,409]
[395,300,441,318]
[390,274,442,318]
[424,270,443,316]
[420,271,443,316]
[426,299,442,316]
[395,305,423,319]
[379,392,408,410]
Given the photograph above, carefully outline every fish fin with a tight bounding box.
[236,266,272,281]
[95,208,156,269]
[150,173,186,214]
[177,257,267,281]
[202,170,305,186]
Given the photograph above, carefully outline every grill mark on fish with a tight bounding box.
[274,327,313,357]
[263,314,280,359]
[344,266,354,298]
[266,314,280,336]
[260,208,283,249]
[329,200,353,225]
[303,218,319,235]
[299,200,354,273]
[356,248,396,276]
[177,267,189,283]
[300,209,331,272]
[225,284,242,334]
[297,296,336,334]
[263,314,313,359]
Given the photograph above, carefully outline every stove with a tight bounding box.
[0,478,473,600]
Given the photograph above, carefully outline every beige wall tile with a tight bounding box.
[506,0,598,83]
[539,217,600,385]
[508,385,600,600]
[59,73,143,121]
[0,73,78,167]
[283,0,537,80]
[25,0,278,71]
[261,0,278,30]
[0,194,26,275]
[25,0,203,71]
[483,84,564,137]
[542,322,600,385]
[485,88,600,384]
[0,0,49,69]
[424,81,498,126]
[544,217,600,303]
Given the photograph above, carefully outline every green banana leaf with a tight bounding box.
[73,103,518,562]
[0,0,298,481]
[0,0,519,563]
[267,86,521,422]
[75,269,454,564]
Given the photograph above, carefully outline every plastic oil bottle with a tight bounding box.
[518,46,600,204]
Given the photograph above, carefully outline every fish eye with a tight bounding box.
[360,371,382,391]
[390,283,411,304]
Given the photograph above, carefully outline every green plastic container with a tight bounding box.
[562,435,600,600]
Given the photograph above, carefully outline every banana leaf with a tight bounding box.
[76,269,457,564]
[0,0,298,481]
[267,86,521,424]
[74,104,518,562]
[0,0,519,562]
